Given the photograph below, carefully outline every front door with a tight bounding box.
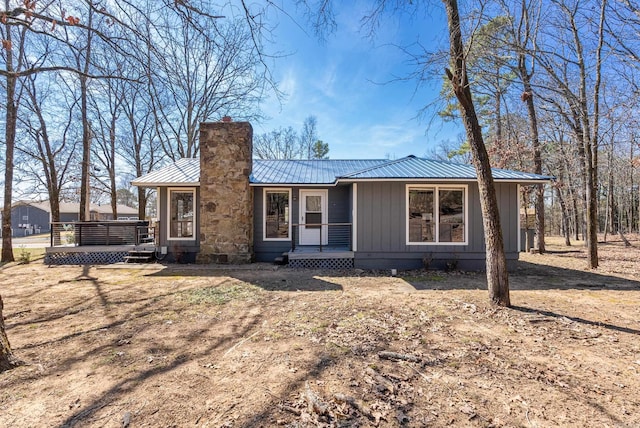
[299,190,328,245]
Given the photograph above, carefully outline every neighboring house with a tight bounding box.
[9,201,139,237]
[132,122,551,270]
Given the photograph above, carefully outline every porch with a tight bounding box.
[45,221,157,265]
[287,223,354,269]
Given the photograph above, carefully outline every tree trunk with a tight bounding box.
[518,49,545,253]
[79,7,94,222]
[604,143,615,242]
[79,75,91,221]
[110,114,118,220]
[443,0,509,306]
[556,186,571,246]
[137,187,147,221]
[1,4,16,263]
[0,295,20,372]
[1,76,16,263]
[523,91,545,253]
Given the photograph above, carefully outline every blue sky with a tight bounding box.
[255,2,463,160]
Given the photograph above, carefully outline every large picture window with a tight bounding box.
[169,188,195,239]
[407,185,467,245]
[264,189,290,240]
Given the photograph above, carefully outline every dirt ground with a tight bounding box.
[1,236,639,428]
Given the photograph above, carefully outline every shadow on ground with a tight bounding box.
[146,265,344,291]
[389,259,640,291]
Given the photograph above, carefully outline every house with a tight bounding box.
[9,200,139,237]
[132,121,551,270]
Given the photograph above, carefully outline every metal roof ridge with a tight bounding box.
[337,155,415,178]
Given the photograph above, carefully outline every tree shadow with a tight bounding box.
[55,306,265,427]
[510,305,640,336]
[399,260,639,291]
[146,265,344,292]
[509,260,640,290]
[2,261,636,426]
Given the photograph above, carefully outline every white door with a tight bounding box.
[299,190,328,245]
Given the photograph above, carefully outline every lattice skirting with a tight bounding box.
[288,258,354,269]
[45,251,129,265]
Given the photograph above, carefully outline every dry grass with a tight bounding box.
[0,235,639,427]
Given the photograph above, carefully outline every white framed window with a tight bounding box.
[263,188,291,241]
[406,184,468,245]
[167,187,196,240]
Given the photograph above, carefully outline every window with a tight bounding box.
[169,188,195,239]
[304,195,322,229]
[264,189,290,240]
[407,185,467,245]
[408,188,435,242]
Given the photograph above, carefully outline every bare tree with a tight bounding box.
[505,0,546,253]
[16,72,79,235]
[88,58,126,219]
[299,115,319,159]
[254,126,301,159]
[147,6,265,160]
[0,0,273,372]
[442,0,510,305]
[534,0,607,268]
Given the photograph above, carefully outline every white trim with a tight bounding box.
[250,183,337,187]
[338,178,551,184]
[263,188,292,241]
[156,187,161,240]
[352,183,358,252]
[166,187,197,241]
[517,184,521,252]
[250,178,550,187]
[132,181,200,187]
[405,184,469,246]
[299,189,328,245]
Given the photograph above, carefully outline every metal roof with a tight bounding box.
[338,155,553,182]
[132,155,552,187]
[251,159,387,184]
[131,157,200,186]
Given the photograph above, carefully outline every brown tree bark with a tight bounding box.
[443,0,510,306]
[0,295,21,372]
[1,0,16,263]
[79,6,94,222]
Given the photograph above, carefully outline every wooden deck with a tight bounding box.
[44,244,157,265]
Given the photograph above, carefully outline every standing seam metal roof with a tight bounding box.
[131,155,552,186]
[131,157,200,186]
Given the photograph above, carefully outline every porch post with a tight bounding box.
[352,183,358,252]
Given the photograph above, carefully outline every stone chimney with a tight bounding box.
[197,121,253,263]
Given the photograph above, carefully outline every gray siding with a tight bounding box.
[11,205,50,236]
[253,185,352,262]
[253,187,292,262]
[157,186,200,262]
[354,181,520,270]
[60,213,79,223]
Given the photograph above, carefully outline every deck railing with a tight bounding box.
[49,221,155,247]
[291,222,352,252]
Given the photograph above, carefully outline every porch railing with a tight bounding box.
[291,222,352,252]
[49,221,155,247]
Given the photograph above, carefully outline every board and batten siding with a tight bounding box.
[354,181,520,270]
[253,185,352,262]
[157,186,200,262]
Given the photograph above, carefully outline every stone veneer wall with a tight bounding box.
[197,122,253,263]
